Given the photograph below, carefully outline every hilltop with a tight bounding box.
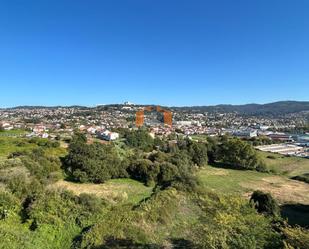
[3,101,309,116]
[173,101,309,116]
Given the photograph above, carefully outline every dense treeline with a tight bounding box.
[63,131,267,189]
[63,131,206,190]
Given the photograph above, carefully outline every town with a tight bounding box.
[1,102,308,158]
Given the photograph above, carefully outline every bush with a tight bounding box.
[6,174,29,198]
[192,192,282,249]
[283,226,309,249]
[0,191,20,214]
[250,190,280,216]
[0,158,23,170]
[291,173,309,184]
[267,155,277,159]
[20,149,62,183]
[78,193,105,213]
[26,189,105,229]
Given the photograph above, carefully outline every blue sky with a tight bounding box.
[0,0,308,107]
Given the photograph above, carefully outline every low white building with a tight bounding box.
[233,129,257,138]
[99,130,119,141]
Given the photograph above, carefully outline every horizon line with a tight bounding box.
[1,99,308,109]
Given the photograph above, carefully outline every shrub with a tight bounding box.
[6,174,30,198]
[192,193,282,249]
[78,193,105,213]
[0,191,20,214]
[267,155,277,159]
[250,190,280,216]
[20,150,62,183]
[291,173,309,184]
[283,226,309,249]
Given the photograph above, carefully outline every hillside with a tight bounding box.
[0,132,309,249]
[3,101,309,116]
[173,101,309,116]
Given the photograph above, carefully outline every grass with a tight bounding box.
[190,134,208,142]
[0,137,37,157]
[0,130,29,137]
[51,178,153,205]
[197,166,269,194]
[0,137,67,159]
[197,165,309,205]
[0,214,81,249]
[257,151,309,176]
[45,147,67,157]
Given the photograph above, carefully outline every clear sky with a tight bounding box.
[0,0,308,107]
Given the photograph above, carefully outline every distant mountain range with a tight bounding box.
[2,101,309,116]
[172,101,309,116]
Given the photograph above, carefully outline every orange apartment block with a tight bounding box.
[135,106,172,127]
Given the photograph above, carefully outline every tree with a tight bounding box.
[64,134,127,183]
[188,142,208,166]
[157,162,179,186]
[217,137,267,171]
[206,136,219,163]
[125,129,154,151]
[127,159,160,186]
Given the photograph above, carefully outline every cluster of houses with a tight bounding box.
[1,105,308,155]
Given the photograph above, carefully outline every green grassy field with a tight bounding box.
[0,215,81,249]
[257,151,309,176]
[197,163,309,205]
[0,137,37,158]
[198,166,268,194]
[0,129,29,136]
[0,137,67,159]
[190,134,208,142]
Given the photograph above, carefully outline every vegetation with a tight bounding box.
[250,190,280,216]
[258,151,309,176]
[173,100,309,116]
[124,129,154,151]
[64,133,127,183]
[0,130,308,248]
[291,173,309,184]
[208,136,267,172]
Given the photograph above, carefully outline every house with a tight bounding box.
[98,130,119,141]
